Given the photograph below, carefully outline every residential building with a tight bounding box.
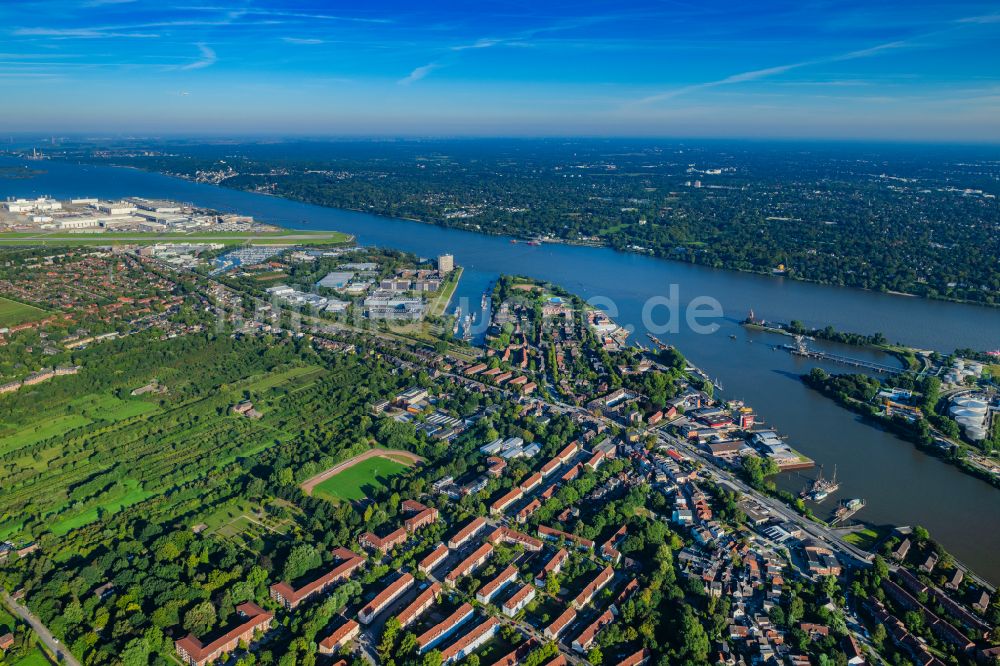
[490,487,523,515]
[175,602,273,666]
[572,609,614,652]
[536,548,569,585]
[476,565,519,603]
[538,525,595,551]
[440,618,498,665]
[359,574,414,625]
[417,603,475,652]
[359,526,408,554]
[544,607,577,640]
[397,583,441,628]
[448,517,487,549]
[318,619,359,655]
[445,543,493,585]
[502,583,536,617]
[418,544,450,575]
[269,547,363,610]
[487,526,544,551]
[572,566,615,609]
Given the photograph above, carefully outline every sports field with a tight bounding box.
[310,454,415,502]
[0,296,47,327]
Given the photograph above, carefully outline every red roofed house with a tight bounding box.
[490,487,524,515]
[417,603,475,652]
[544,607,577,640]
[519,472,543,492]
[616,649,652,666]
[440,617,500,665]
[175,602,273,666]
[445,543,494,586]
[418,544,450,575]
[491,639,540,666]
[517,498,542,523]
[502,583,536,617]
[359,526,408,554]
[557,441,579,463]
[538,525,594,551]
[611,578,639,614]
[536,548,569,585]
[585,450,607,471]
[561,464,581,482]
[572,566,615,609]
[572,609,614,653]
[401,499,429,513]
[540,457,561,478]
[359,574,415,624]
[488,526,544,551]
[406,508,439,533]
[270,548,363,610]
[397,583,441,628]
[448,517,487,549]
[476,565,519,603]
[318,619,360,655]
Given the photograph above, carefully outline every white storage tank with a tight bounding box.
[964,426,987,441]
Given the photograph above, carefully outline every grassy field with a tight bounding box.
[842,526,885,551]
[312,456,412,502]
[10,648,51,666]
[0,229,352,247]
[0,297,47,327]
[0,395,156,458]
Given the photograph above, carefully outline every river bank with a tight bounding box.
[801,369,1000,489]
[21,153,1000,310]
[2,154,999,582]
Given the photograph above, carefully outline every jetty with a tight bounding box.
[783,337,903,375]
[831,498,866,525]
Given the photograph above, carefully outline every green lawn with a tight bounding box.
[69,394,158,421]
[49,479,153,536]
[0,395,157,457]
[9,648,50,666]
[0,414,92,457]
[312,456,412,502]
[0,297,47,327]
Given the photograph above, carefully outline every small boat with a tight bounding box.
[729,334,737,340]
[526,240,542,246]
[510,239,519,244]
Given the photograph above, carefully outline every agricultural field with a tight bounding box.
[310,454,413,502]
[0,331,383,542]
[0,297,46,327]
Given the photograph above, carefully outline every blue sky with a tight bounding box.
[1,0,999,140]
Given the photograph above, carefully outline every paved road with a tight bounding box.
[2,590,81,666]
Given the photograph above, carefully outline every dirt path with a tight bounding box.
[300,448,423,495]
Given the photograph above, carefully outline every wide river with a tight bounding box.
[3,156,999,582]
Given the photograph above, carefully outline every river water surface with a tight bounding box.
[3,156,999,581]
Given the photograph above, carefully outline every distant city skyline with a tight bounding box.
[1,0,999,141]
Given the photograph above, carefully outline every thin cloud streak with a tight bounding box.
[632,39,914,105]
[399,62,439,85]
[180,43,216,70]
